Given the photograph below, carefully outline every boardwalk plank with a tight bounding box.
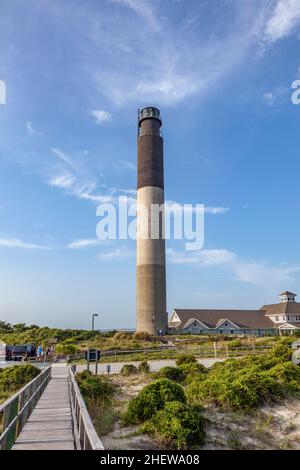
[12,365,75,450]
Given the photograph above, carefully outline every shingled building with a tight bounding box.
[169,291,300,335]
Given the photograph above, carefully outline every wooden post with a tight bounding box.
[95,349,98,376]
[214,341,217,359]
[87,350,90,372]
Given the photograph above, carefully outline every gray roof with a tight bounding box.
[261,302,300,316]
[170,309,274,329]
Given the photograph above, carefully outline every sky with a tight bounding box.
[1,0,300,329]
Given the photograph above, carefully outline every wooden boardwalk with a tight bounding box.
[12,365,75,450]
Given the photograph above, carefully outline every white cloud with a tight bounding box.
[111,0,160,32]
[52,148,74,168]
[26,121,42,137]
[98,248,133,261]
[265,0,300,43]
[0,238,52,250]
[167,248,236,266]
[89,109,112,124]
[118,160,136,171]
[67,238,104,249]
[48,172,75,189]
[167,247,300,288]
[233,260,300,287]
[204,206,230,215]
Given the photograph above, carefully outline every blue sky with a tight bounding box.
[1,0,300,329]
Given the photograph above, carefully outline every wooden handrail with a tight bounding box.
[68,368,104,450]
[0,366,51,450]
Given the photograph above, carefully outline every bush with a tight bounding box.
[176,355,197,366]
[178,363,208,384]
[76,370,93,380]
[123,379,186,425]
[186,342,298,411]
[186,365,282,410]
[134,332,150,340]
[56,343,77,355]
[0,364,40,392]
[138,361,150,373]
[227,339,242,348]
[113,332,133,340]
[142,401,205,449]
[120,364,139,376]
[267,362,300,391]
[76,371,113,406]
[158,367,185,382]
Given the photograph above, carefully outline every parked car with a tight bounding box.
[12,344,37,361]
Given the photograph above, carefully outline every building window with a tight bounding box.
[275,316,279,321]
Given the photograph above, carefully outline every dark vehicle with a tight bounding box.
[0,344,13,361]
[6,345,13,360]
[12,345,27,361]
[12,344,37,361]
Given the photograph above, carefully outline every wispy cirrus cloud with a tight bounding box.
[26,121,43,137]
[98,247,133,261]
[67,238,104,249]
[167,247,300,288]
[0,238,52,250]
[111,0,160,32]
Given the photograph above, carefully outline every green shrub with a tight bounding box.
[158,366,185,382]
[120,364,139,376]
[76,370,93,380]
[267,362,300,391]
[178,363,208,384]
[76,372,113,406]
[0,364,40,392]
[187,366,282,410]
[186,343,298,411]
[142,401,205,449]
[123,379,186,425]
[176,355,197,366]
[56,343,77,355]
[138,361,150,373]
[227,339,242,348]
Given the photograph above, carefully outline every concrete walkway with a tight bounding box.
[12,365,75,450]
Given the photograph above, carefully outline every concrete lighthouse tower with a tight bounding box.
[136,107,167,335]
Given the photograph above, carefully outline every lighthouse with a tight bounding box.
[136,107,167,335]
